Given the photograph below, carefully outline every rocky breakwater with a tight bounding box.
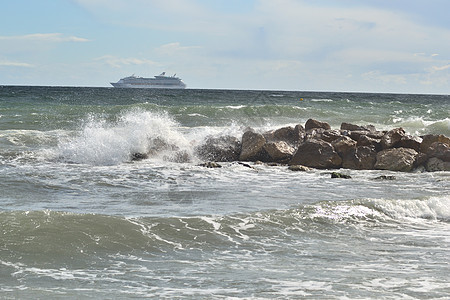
[195,119,450,172]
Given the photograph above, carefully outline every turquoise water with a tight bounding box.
[0,86,449,298]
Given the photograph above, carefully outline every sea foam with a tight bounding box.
[54,109,190,165]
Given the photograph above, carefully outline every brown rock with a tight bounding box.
[341,122,376,132]
[426,142,450,162]
[265,125,304,146]
[420,134,450,153]
[288,139,342,169]
[305,119,331,131]
[342,146,377,170]
[357,135,382,151]
[395,135,422,152]
[320,130,343,143]
[425,157,450,172]
[195,136,241,162]
[381,128,406,149]
[239,131,266,161]
[263,141,295,162]
[375,148,418,172]
[288,165,311,171]
[332,136,357,157]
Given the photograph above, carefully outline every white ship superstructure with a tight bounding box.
[111,72,186,89]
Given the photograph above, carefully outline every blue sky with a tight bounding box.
[1,0,449,93]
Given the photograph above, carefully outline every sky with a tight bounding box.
[1,0,449,94]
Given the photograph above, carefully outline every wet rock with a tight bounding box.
[266,125,305,146]
[375,148,418,172]
[331,172,352,179]
[426,142,450,162]
[341,122,376,132]
[199,161,222,168]
[420,134,450,153]
[289,139,342,169]
[395,135,422,152]
[373,175,397,180]
[357,135,382,151]
[381,128,406,149]
[288,165,311,171]
[263,141,295,162]
[305,118,331,131]
[332,136,357,157]
[130,152,148,161]
[164,150,191,163]
[320,130,343,143]
[425,157,450,172]
[342,146,377,170]
[195,135,241,162]
[239,131,266,161]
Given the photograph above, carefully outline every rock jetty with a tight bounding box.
[195,119,450,172]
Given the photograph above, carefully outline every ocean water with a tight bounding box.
[0,86,449,299]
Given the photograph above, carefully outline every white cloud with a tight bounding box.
[0,60,34,67]
[94,55,158,68]
[0,33,90,42]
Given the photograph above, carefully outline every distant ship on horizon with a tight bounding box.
[110,72,186,89]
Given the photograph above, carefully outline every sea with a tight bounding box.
[0,86,449,299]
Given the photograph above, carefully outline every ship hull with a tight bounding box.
[110,82,186,89]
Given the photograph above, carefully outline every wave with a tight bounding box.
[2,196,448,258]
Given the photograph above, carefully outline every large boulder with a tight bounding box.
[381,128,406,149]
[357,135,382,151]
[342,146,377,170]
[239,130,266,161]
[264,141,295,162]
[375,148,418,172]
[425,142,450,162]
[264,125,305,146]
[288,139,342,169]
[425,157,450,172]
[420,134,450,153]
[332,136,357,157]
[395,135,422,152]
[195,135,241,162]
[305,119,331,131]
[341,122,376,132]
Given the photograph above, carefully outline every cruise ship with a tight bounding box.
[110,72,186,89]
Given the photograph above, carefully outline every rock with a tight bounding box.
[426,142,450,162]
[342,146,377,170]
[425,157,450,172]
[341,122,376,132]
[357,135,382,151]
[320,130,343,143]
[373,175,396,180]
[263,141,295,162]
[273,126,304,145]
[420,134,450,153]
[305,119,331,131]
[375,148,418,172]
[199,161,222,168]
[239,131,266,161]
[195,136,241,162]
[288,139,342,169]
[395,135,422,152]
[381,128,406,149]
[331,172,352,179]
[288,165,311,171]
[130,152,148,161]
[237,162,255,169]
[332,136,357,157]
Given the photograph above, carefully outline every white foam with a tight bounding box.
[53,109,191,165]
[368,195,450,221]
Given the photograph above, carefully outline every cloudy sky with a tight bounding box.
[1,0,449,93]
